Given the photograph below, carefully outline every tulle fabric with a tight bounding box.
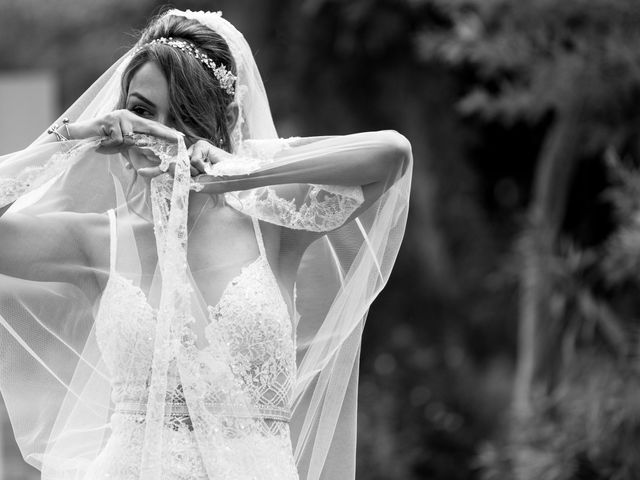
[0,9,412,480]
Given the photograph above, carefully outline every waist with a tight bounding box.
[114,401,291,423]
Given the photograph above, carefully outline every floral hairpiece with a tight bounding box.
[146,36,236,96]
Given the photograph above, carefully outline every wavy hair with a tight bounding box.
[118,13,237,151]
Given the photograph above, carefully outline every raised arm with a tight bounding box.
[178,130,412,260]
[0,109,183,284]
[0,211,101,286]
[191,130,411,201]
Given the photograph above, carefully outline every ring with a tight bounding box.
[124,132,135,138]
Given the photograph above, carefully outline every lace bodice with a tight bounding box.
[91,209,298,480]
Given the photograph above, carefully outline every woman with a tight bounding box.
[0,8,411,480]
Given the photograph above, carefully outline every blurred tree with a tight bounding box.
[419,0,640,478]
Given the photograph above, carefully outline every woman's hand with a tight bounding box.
[187,139,233,174]
[67,109,182,152]
[134,139,238,195]
[137,139,232,178]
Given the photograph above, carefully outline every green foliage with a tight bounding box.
[478,354,640,480]
[418,0,640,132]
[601,149,640,288]
[478,147,640,479]
[544,245,629,364]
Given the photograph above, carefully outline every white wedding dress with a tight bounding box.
[0,10,412,480]
[87,209,299,479]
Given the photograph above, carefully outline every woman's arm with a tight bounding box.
[193,130,411,195]
[0,212,96,285]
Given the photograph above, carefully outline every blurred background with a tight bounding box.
[3,0,640,479]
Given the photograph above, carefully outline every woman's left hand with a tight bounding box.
[187,140,233,175]
[137,139,231,178]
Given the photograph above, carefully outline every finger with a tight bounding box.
[112,121,124,146]
[189,141,205,161]
[135,146,161,163]
[141,163,176,177]
[187,143,205,172]
[190,142,213,173]
[120,119,136,147]
[98,124,111,146]
[128,113,183,142]
[191,161,207,174]
[190,155,208,174]
[137,166,163,178]
[201,143,229,166]
[101,122,123,148]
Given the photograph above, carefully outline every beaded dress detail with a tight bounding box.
[89,209,299,480]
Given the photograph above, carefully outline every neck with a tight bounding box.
[125,177,152,222]
[124,174,223,224]
[188,191,225,231]
[189,190,216,214]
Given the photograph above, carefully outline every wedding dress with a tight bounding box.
[85,209,298,480]
[0,9,412,480]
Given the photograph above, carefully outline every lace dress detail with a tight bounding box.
[91,209,299,480]
[232,183,364,231]
[221,138,365,232]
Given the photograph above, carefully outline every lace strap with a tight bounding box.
[250,216,267,258]
[107,209,117,273]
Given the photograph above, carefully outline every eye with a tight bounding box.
[128,105,152,118]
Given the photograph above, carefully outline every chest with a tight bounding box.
[94,254,293,377]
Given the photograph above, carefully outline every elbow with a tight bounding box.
[381,130,412,177]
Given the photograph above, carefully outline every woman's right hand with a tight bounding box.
[67,109,182,151]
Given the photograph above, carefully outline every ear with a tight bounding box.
[225,102,239,132]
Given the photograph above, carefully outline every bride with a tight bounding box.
[0,8,411,480]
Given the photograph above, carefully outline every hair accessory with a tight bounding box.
[146,37,236,96]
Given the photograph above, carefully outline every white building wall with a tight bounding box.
[0,71,57,155]
[0,70,58,480]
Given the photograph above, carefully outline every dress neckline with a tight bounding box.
[104,209,292,322]
[107,254,271,315]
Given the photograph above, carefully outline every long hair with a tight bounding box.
[118,13,237,151]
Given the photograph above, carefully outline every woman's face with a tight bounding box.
[125,61,174,170]
[126,61,171,125]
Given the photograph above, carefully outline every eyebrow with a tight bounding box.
[128,92,157,109]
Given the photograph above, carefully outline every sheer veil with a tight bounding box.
[0,9,412,480]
